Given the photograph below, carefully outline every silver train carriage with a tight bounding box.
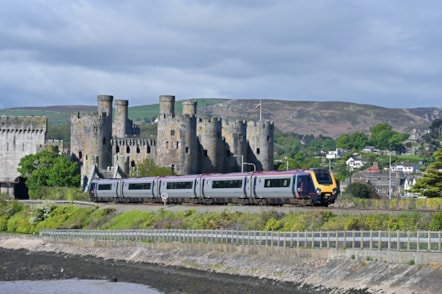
[89,170,323,206]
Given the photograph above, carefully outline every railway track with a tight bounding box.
[16,200,437,215]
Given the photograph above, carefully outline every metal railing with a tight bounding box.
[39,229,442,252]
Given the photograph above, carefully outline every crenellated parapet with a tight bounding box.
[0,115,47,133]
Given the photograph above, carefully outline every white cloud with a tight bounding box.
[0,0,441,108]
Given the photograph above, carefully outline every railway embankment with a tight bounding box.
[1,234,441,293]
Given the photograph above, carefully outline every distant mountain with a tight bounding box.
[196,99,441,138]
[1,100,441,138]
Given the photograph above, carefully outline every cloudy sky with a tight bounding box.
[1,0,441,109]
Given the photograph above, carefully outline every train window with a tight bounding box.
[166,181,193,189]
[98,184,112,191]
[264,178,290,188]
[128,182,151,190]
[212,179,243,189]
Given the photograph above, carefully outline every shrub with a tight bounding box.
[7,211,35,234]
[29,201,55,225]
[430,212,442,230]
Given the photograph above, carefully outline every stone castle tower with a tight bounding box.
[0,116,48,197]
[71,94,274,188]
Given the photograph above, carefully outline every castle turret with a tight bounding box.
[222,120,247,172]
[113,99,128,138]
[96,95,113,170]
[159,95,175,118]
[182,100,197,116]
[246,120,274,171]
[197,117,224,173]
[97,95,113,117]
[156,95,198,175]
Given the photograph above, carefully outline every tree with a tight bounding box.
[17,150,80,199]
[347,182,378,199]
[129,158,174,177]
[336,134,351,149]
[369,123,407,152]
[411,148,442,198]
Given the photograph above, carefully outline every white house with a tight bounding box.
[326,148,345,159]
[346,157,367,169]
[392,163,417,174]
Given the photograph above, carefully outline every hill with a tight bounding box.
[1,99,441,138]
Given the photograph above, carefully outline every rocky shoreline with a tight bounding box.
[0,234,441,293]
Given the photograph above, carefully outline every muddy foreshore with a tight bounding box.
[0,234,441,294]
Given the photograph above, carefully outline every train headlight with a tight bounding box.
[316,188,321,195]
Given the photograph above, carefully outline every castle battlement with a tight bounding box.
[0,115,47,131]
[71,111,108,123]
[112,138,156,147]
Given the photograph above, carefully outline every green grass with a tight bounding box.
[1,199,441,235]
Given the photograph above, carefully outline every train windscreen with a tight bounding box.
[313,170,333,185]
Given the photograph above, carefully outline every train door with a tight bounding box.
[296,175,313,199]
[245,175,255,199]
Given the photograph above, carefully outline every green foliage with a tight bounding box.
[264,218,283,231]
[1,200,440,234]
[47,124,70,146]
[422,118,442,151]
[369,123,407,152]
[102,210,156,230]
[0,216,8,231]
[0,200,24,217]
[17,150,80,199]
[7,211,35,234]
[37,187,89,201]
[29,201,55,225]
[411,148,442,197]
[429,213,442,230]
[347,182,377,199]
[129,158,174,177]
[35,205,99,231]
[336,132,368,151]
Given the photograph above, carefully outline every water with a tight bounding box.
[0,279,161,294]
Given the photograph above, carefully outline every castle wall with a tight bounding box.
[112,138,157,176]
[0,116,47,191]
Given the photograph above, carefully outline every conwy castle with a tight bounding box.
[1,95,274,196]
[71,95,274,190]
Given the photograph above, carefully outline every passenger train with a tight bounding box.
[89,169,338,206]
